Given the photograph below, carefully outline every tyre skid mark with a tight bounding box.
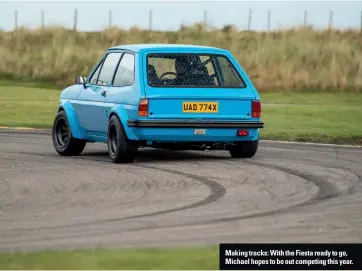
[0,162,328,246]
[120,162,362,233]
[0,162,335,246]
[1,150,361,247]
[246,161,360,201]
[119,178,150,208]
[0,164,226,235]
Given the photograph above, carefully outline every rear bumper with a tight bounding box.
[132,127,259,142]
[127,120,264,129]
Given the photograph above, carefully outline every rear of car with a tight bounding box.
[128,46,263,154]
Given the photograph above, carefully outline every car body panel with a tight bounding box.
[58,99,85,140]
[56,44,263,146]
[76,84,109,134]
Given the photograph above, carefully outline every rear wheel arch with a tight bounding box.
[108,112,118,121]
[108,112,135,141]
[108,112,125,133]
[107,114,138,163]
[108,107,139,141]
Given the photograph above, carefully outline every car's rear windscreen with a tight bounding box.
[147,53,246,88]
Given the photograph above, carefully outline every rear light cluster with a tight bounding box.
[237,100,261,136]
[252,100,261,118]
[138,98,149,116]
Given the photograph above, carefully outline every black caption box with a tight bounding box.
[219,243,362,270]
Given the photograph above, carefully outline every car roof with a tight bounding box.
[108,43,227,53]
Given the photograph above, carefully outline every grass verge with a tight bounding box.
[1,26,362,91]
[0,246,218,270]
[1,85,361,144]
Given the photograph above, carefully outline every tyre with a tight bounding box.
[229,140,259,158]
[107,115,138,163]
[52,110,86,156]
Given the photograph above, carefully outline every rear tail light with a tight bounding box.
[252,100,261,118]
[138,98,149,117]
[237,130,249,136]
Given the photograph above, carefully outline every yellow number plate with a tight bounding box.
[182,102,218,113]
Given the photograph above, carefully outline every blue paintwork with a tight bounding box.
[58,99,85,140]
[108,44,223,53]
[56,44,262,145]
[134,128,259,142]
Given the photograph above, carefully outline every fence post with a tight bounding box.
[267,10,271,31]
[328,10,333,30]
[41,10,44,29]
[203,9,207,30]
[73,8,78,31]
[360,10,362,32]
[304,10,307,27]
[109,10,112,28]
[14,10,18,29]
[248,9,252,30]
[149,9,152,30]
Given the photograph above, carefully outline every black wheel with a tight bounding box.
[229,140,259,158]
[52,110,86,156]
[107,115,138,163]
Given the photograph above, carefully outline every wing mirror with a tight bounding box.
[75,76,87,85]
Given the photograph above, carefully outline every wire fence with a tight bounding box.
[9,8,362,32]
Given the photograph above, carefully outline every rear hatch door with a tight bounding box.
[144,87,256,121]
[142,48,257,121]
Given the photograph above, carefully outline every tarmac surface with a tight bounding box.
[0,130,361,252]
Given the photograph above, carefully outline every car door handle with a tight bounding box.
[101,90,107,97]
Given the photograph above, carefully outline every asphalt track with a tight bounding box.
[0,130,361,252]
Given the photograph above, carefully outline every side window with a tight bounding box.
[113,53,135,87]
[216,56,245,88]
[96,53,122,86]
[88,60,103,85]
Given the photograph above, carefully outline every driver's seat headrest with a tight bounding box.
[148,64,157,75]
[175,58,193,75]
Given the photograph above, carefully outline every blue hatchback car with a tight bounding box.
[52,44,264,163]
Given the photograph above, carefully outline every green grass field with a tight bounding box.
[0,246,218,270]
[1,85,361,144]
